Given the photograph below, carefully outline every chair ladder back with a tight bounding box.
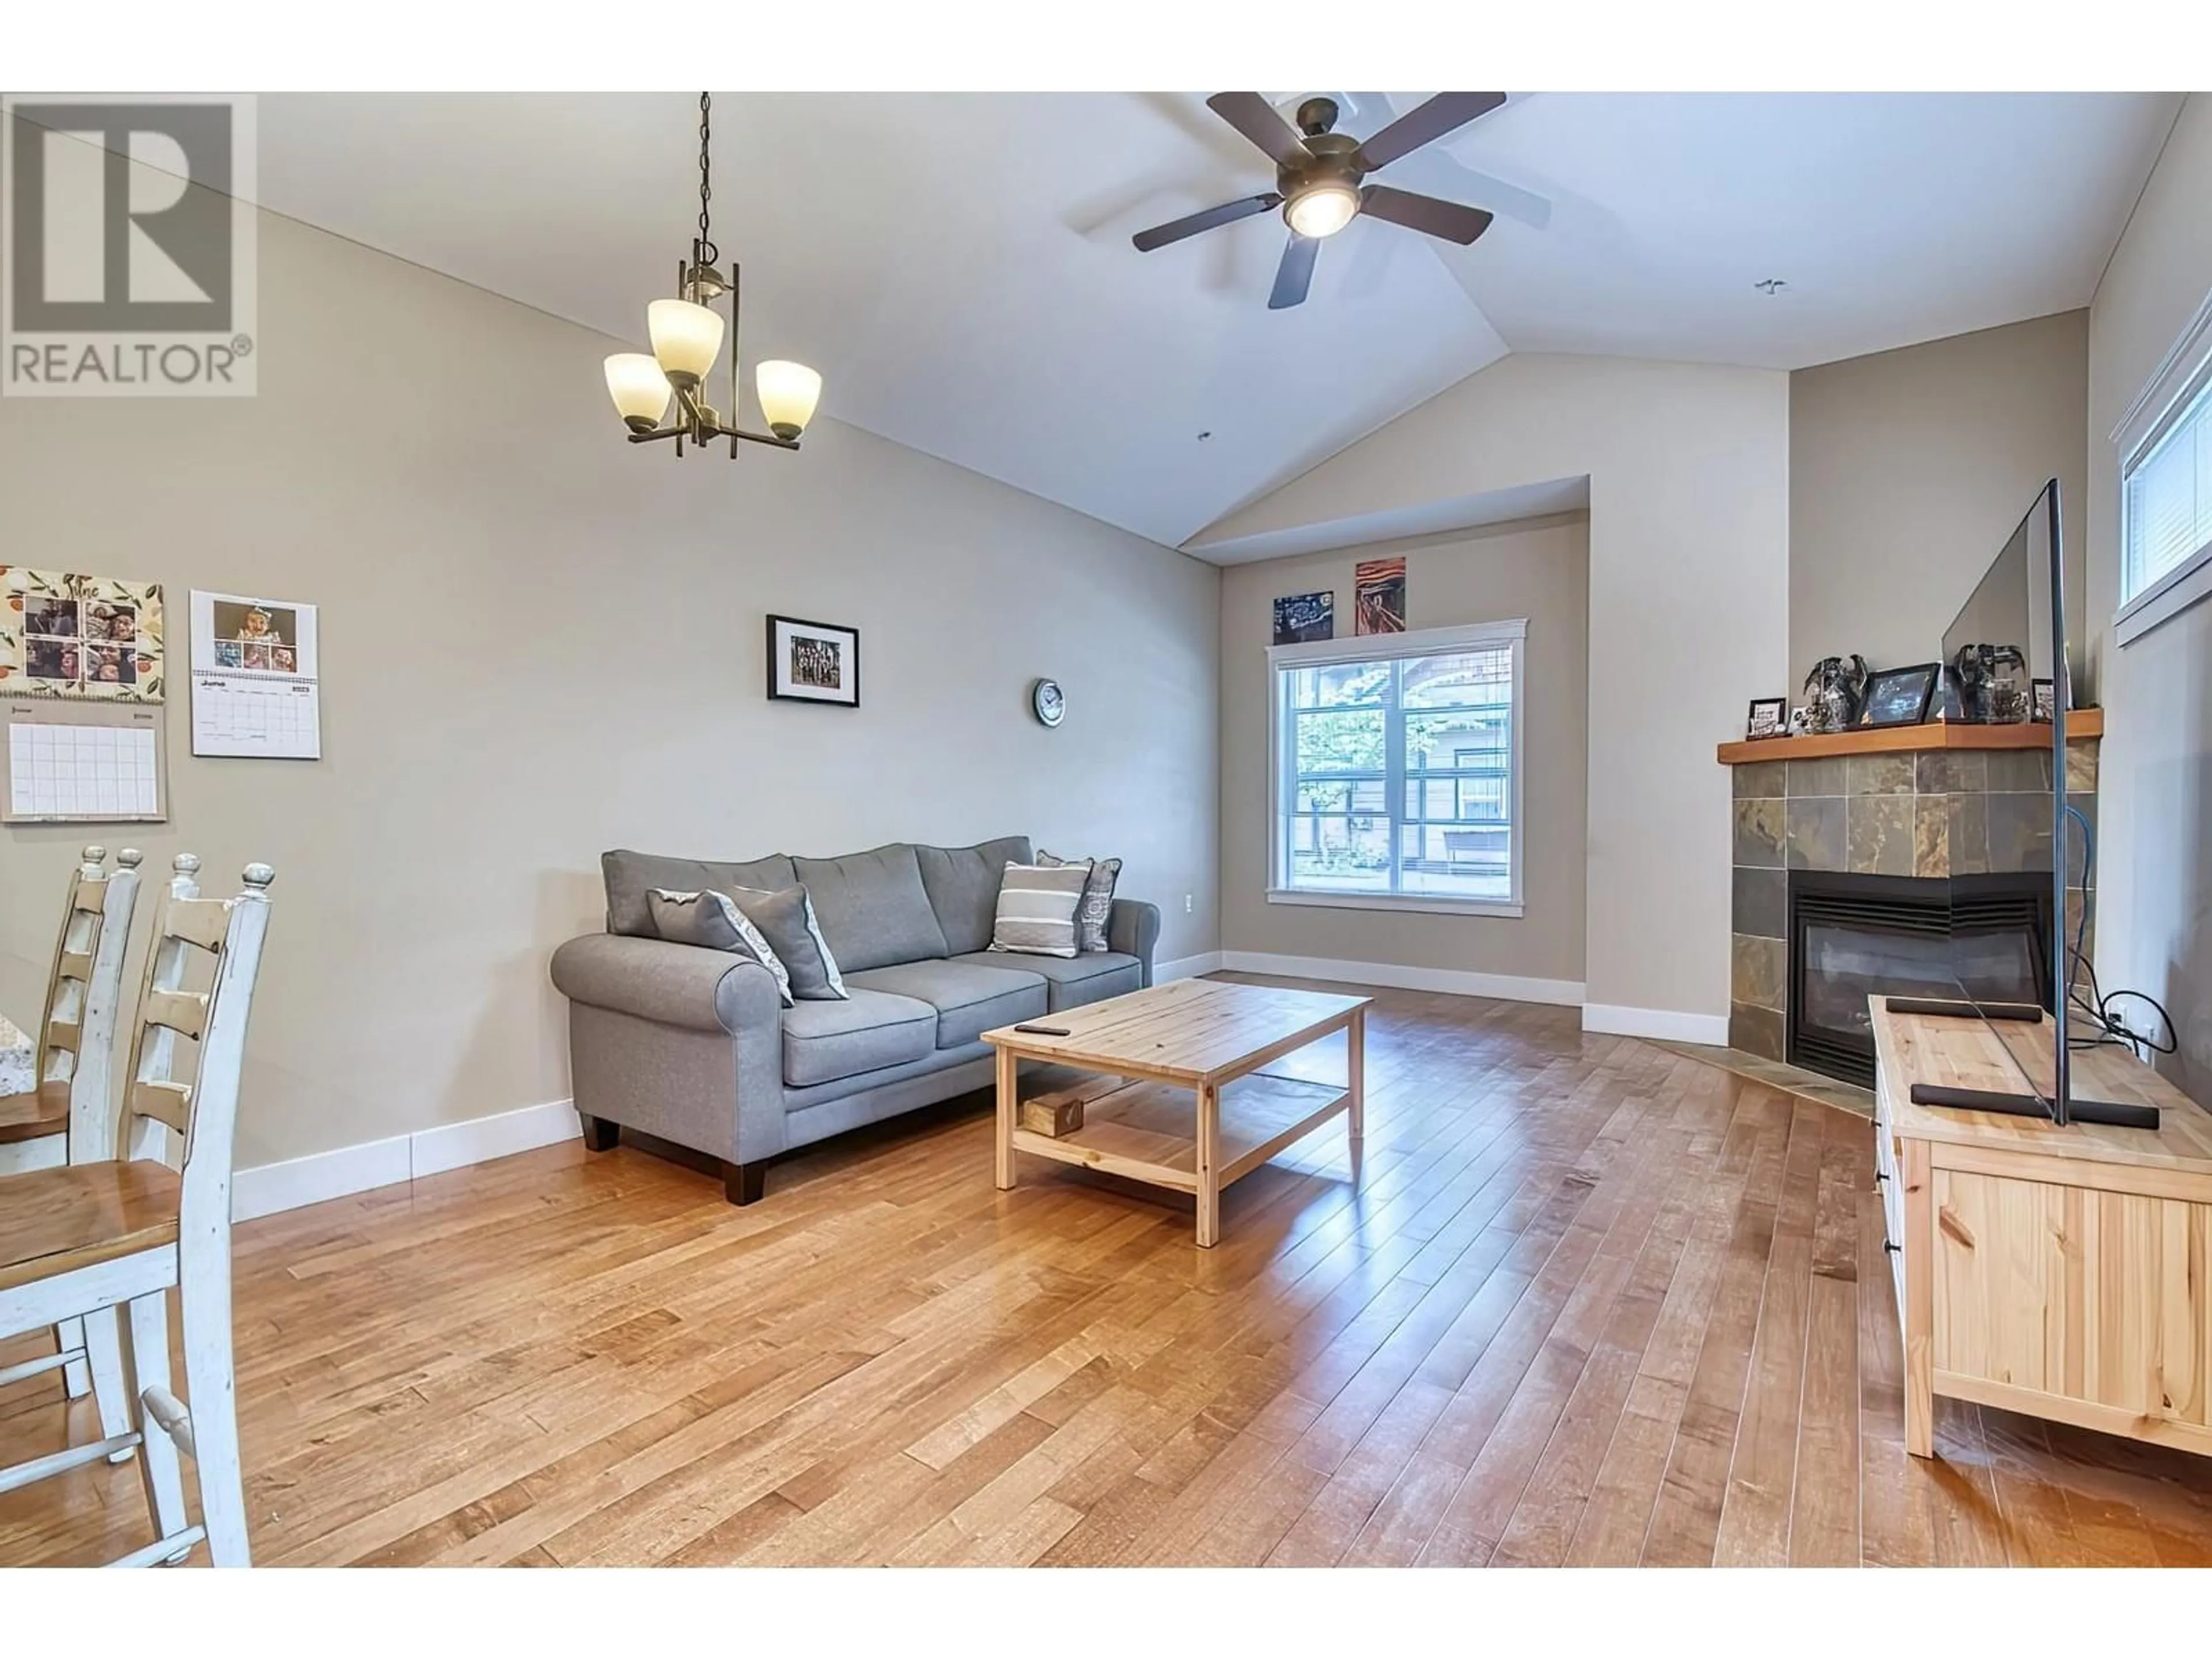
[67,850,143,1164]
[176,865,275,1246]
[21,846,142,1164]
[33,847,111,1089]
[119,855,206,1166]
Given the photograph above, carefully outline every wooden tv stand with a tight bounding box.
[1870,998,2212,1460]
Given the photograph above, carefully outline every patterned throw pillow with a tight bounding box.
[647,888,795,1006]
[728,885,848,1001]
[987,861,1092,959]
[1038,849,1121,954]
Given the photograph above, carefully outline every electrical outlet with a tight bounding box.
[1184,893,1194,914]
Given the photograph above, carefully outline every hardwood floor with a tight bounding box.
[8,974,2212,1567]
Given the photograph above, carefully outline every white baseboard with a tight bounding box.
[1154,950,1225,983]
[1580,1003,1730,1045]
[1217,950,1585,1007]
[232,1097,581,1223]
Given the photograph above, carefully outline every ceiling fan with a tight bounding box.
[1133,91,1509,310]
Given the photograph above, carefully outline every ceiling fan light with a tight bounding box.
[604,353,672,431]
[1286,184,1358,240]
[756,360,823,440]
[647,297,725,387]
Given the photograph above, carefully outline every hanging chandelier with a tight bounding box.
[602,92,822,458]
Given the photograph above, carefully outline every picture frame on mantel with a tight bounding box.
[1857,661,1941,728]
[1745,697,1788,740]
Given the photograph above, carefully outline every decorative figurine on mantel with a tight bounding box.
[1949,641,2029,724]
[1801,654,1869,734]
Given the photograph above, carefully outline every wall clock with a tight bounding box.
[1031,677,1065,728]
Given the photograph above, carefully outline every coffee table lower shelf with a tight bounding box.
[1010,1071,1349,1196]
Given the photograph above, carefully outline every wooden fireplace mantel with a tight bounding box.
[1716,709,2102,767]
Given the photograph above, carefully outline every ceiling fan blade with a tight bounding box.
[1268,234,1318,310]
[1436,162,1551,230]
[1358,184,1495,246]
[1356,92,1508,171]
[1131,192,1283,253]
[1206,91,1309,168]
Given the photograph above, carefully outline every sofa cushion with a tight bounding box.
[988,862,1091,959]
[791,843,949,972]
[914,836,1033,956]
[843,960,1047,1049]
[725,886,846,1001]
[780,988,937,1087]
[948,950,1141,1013]
[1039,849,1122,953]
[604,848,796,939]
[646,888,794,1006]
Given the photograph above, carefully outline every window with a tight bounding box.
[1268,619,1525,915]
[2116,298,2212,645]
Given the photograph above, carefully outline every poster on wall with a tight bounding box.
[1271,590,1334,646]
[1,569,166,700]
[189,589,323,759]
[1354,557,1407,635]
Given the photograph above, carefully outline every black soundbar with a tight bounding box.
[1908,1082,2161,1131]
[1885,997,2043,1022]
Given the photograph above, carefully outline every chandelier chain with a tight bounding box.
[696,91,718,267]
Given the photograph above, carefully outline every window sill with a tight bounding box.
[2116,542,2212,648]
[1266,888,1525,919]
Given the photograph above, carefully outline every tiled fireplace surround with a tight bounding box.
[1728,739,2100,1063]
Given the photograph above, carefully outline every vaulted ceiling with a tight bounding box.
[244,92,2181,550]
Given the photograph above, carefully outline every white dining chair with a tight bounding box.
[0,860,274,1566]
[0,846,142,1438]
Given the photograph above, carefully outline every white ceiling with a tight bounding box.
[240,92,2180,552]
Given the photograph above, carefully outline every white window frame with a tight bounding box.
[2113,285,2212,648]
[1266,618,1528,918]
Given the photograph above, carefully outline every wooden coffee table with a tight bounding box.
[982,977,1369,1247]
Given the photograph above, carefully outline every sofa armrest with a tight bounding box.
[550,934,782,1035]
[1107,897,1161,984]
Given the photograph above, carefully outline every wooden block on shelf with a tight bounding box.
[1019,1092,1085,1138]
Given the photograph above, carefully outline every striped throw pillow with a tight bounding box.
[1038,849,1120,953]
[987,861,1092,959]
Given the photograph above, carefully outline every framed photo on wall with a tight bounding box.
[766,615,860,708]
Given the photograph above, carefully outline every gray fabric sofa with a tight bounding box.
[548,836,1158,1203]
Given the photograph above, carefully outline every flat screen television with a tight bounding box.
[1905,478,2158,1130]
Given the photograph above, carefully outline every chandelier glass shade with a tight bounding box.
[645,299,724,387]
[604,353,673,429]
[755,360,824,441]
[603,93,821,459]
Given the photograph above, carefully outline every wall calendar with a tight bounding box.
[189,589,322,760]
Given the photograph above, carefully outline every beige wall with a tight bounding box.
[1195,353,1791,1033]
[0,203,1221,1170]
[1789,310,2088,682]
[2084,93,2212,1102]
[1218,516,1589,990]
